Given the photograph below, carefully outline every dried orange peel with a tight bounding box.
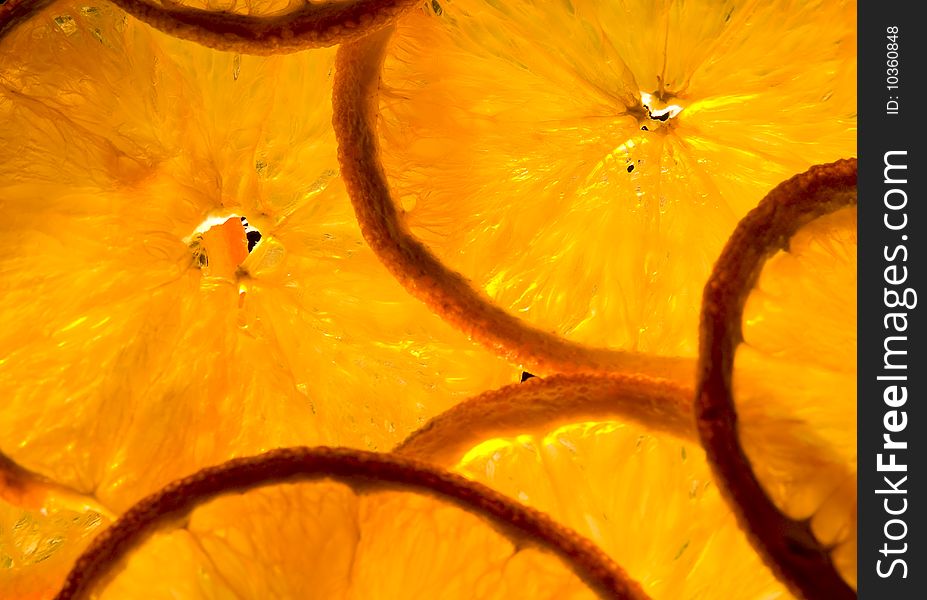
[333,27,694,384]
[696,158,857,600]
[54,447,648,600]
[0,0,54,38]
[107,0,417,54]
[396,373,695,465]
[396,374,793,599]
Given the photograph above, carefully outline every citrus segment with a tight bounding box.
[398,376,791,599]
[107,0,417,54]
[696,159,857,598]
[55,448,646,600]
[0,499,108,600]
[0,0,514,515]
[1,451,111,599]
[334,0,855,380]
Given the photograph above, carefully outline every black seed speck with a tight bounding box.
[246,230,262,252]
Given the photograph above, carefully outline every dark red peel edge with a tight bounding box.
[109,0,418,54]
[54,447,650,600]
[696,158,857,600]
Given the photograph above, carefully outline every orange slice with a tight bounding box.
[54,447,646,599]
[696,159,856,598]
[334,27,692,384]
[332,1,855,383]
[107,0,417,53]
[398,375,792,599]
[0,0,514,517]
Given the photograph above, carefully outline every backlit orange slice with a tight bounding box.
[0,0,514,517]
[332,1,855,383]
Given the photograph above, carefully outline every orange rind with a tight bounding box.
[396,374,793,598]
[396,373,695,465]
[54,447,648,600]
[1,0,54,38]
[107,0,417,54]
[696,158,857,599]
